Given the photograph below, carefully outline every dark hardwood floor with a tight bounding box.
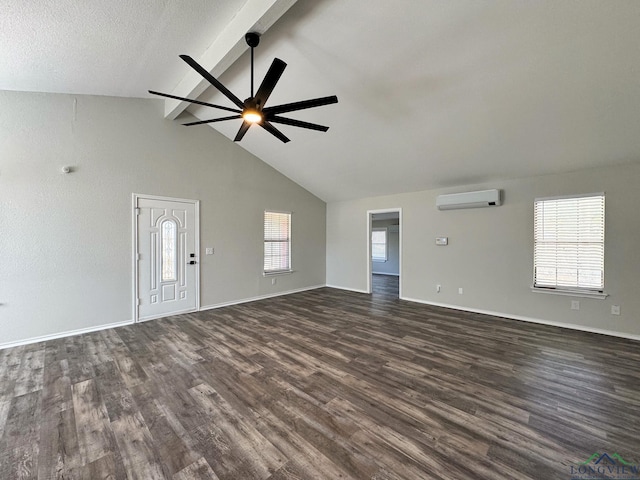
[1,287,640,479]
[372,274,399,298]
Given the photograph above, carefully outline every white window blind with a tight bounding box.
[264,211,291,273]
[533,194,604,292]
[371,228,387,262]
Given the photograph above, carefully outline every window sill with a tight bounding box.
[531,287,608,300]
[263,270,294,277]
[372,259,387,263]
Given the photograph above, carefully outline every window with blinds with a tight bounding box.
[533,193,605,292]
[264,211,291,273]
[371,228,388,262]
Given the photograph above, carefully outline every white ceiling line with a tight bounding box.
[164,0,298,120]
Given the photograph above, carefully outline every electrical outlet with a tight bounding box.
[205,247,214,255]
[436,285,441,293]
[271,277,277,285]
[458,288,463,295]
[611,305,621,315]
[571,300,580,310]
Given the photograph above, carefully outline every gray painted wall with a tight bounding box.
[371,219,399,276]
[0,90,326,347]
[327,163,640,338]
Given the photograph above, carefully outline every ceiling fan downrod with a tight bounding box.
[245,32,260,98]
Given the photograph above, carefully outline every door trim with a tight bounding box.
[132,193,200,323]
[366,208,402,296]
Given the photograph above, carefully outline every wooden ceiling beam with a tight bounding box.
[164,0,297,120]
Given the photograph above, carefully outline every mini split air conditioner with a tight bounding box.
[436,189,502,210]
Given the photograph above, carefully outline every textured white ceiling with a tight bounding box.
[3,0,640,202]
[0,0,248,96]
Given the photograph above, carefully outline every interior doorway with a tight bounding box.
[367,209,402,298]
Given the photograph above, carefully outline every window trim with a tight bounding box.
[532,192,607,299]
[371,227,388,263]
[530,286,608,299]
[263,210,292,275]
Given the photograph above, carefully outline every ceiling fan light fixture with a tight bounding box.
[242,109,263,124]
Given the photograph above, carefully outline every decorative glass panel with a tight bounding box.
[161,220,177,281]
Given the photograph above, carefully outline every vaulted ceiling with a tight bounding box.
[3,0,640,201]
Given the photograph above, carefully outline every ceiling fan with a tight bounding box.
[149,32,338,143]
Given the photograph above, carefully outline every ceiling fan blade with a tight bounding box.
[259,121,290,143]
[182,114,242,126]
[179,55,245,109]
[263,95,338,116]
[267,115,329,132]
[148,90,241,114]
[234,121,251,142]
[254,58,287,108]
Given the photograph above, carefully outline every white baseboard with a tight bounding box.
[199,284,326,311]
[400,296,640,342]
[325,284,370,294]
[372,272,400,277]
[0,319,134,351]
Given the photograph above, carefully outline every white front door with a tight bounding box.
[135,196,198,321]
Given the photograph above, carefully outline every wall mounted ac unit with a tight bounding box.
[436,189,502,210]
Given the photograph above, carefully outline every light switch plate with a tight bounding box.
[205,247,214,255]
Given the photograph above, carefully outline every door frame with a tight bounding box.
[366,208,402,296]
[132,193,200,323]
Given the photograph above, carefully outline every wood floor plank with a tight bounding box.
[13,348,44,397]
[111,411,166,479]
[188,382,286,479]
[41,355,72,416]
[0,390,42,449]
[83,452,128,480]
[64,336,96,385]
[1,445,39,480]
[3,281,640,479]
[0,346,23,400]
[188,361,356,480]
[36,408,80,479]
[173,457,220,480]
[131,384,201,476]
[71,378,115,466]
[0,399,10,441]
[0,391,42,480]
